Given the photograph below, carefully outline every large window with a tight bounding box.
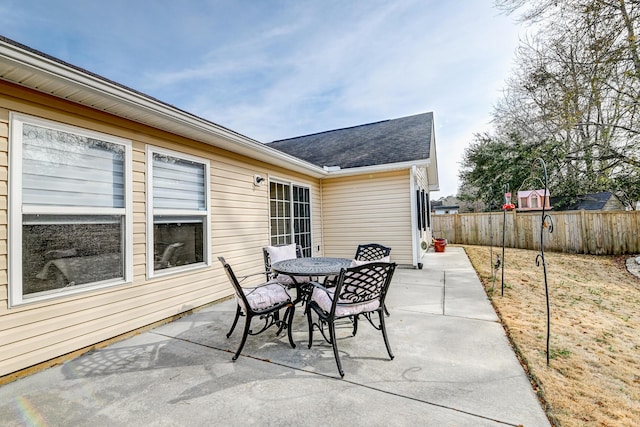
[146,147,210,277]
[9,114,133,305]
[269,181,312,256]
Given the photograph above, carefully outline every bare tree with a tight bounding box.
[489,0,640,205]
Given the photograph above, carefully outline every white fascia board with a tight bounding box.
[323,159,431,178]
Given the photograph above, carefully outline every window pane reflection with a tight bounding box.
[154,217,204,270]
[22,215,124,296]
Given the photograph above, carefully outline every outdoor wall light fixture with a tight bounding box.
[253,175,265,186]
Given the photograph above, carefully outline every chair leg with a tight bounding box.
[378,310,394,360]
[383,303,390,317]
[274,309,285,336]
[329,321,344,377]
[306,305,314,349]
[226,304,242,338]
[281,305,295,349]
[301,285,313,315]
[351,315,359,336]
[232,314,252,361]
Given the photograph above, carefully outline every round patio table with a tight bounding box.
[271,257,351,306]
[271,257,351,277]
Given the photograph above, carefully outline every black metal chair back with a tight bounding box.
[330,262,395,316]
[219,257,253,314]
[354,243,391,261]
[353,243,393,317]
[307,261,397,377]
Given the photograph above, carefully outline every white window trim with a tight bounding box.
[145,145,211,278]
[268,177,313,255]
[8,112,133,306]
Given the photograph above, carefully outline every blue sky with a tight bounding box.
[0,0,521,196]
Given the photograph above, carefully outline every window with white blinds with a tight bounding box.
[22,123,125,208]
[9,113,133,306]
[147,147,210,277]
[152,153,206,211]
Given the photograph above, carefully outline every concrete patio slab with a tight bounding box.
[0,247,550,426]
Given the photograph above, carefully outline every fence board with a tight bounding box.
[432,210,640,255]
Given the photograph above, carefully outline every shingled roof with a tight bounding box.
[550,192,624,211]
[266,112,434,169]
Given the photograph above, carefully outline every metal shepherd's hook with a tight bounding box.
[501,183,510,296]
[532,158,554,366]
[488,185,494,286]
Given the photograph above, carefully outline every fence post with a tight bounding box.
[580,209,588,254]
[512,209,518,248]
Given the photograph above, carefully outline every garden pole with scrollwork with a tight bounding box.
[533,158,553,366]
[501,184,509,296]
[488,186,494,284]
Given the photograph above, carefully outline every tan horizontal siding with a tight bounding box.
[0,266,226,333]
[1,279,220,359]
[0,113,6,311]
[322,170,413,264]
[1,284,231,376]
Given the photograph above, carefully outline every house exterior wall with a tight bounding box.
[0,82,322,378]
[321,170,414,265]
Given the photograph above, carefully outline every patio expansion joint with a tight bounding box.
[439,270,498,324]
[442,270,446,315]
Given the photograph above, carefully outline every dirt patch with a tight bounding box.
[462,245,640,427]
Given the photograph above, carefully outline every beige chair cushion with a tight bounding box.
[311,286,380,317]
[238,282,291,312]
[275,274,295,285]
[276,273,313,285]
[349,255,391,267]
[265,244,297,264]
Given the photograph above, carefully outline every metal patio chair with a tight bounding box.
[355,243,392,316]
[218,257,296,361]
[354,243,391,262]
[306,261,397,377]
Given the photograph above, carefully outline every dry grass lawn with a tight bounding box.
[462,245,640,427]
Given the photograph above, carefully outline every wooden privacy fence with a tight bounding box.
[432,210,640,255]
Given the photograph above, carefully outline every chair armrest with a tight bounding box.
[238,271,273,283]
[308,281,332,296]
[242,280,289,296]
